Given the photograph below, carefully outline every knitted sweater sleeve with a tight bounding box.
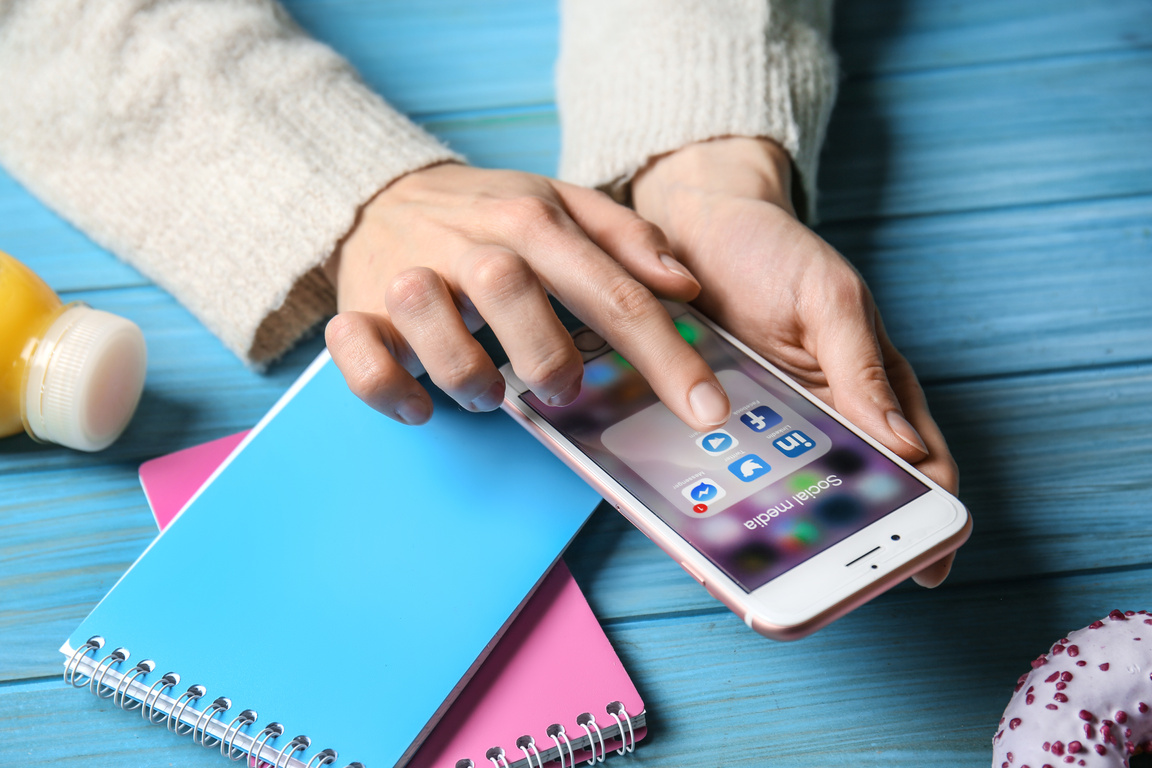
[556,0,838,222]
[0,0,461,365]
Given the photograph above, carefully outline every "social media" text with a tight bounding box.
[742,474,842,529]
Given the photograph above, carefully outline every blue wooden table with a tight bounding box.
[3,2,1151,766]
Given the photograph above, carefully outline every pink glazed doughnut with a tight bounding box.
[993,610,1152,768]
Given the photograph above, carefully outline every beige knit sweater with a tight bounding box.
[0,0,836,366]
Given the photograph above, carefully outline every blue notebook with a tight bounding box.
[60,351,600,768]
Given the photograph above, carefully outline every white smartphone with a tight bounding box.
[499,304,971,640]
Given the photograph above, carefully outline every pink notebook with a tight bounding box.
[140,434,647,768]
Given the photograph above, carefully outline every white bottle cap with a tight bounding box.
[22,305,147,452]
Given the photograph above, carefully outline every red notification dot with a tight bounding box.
[693,504,708,514]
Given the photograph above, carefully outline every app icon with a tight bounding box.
[727,454,771,482]
[682,478,726,505]
[773,429,815,458]
[696,429,737,455]
[740,405,782,433]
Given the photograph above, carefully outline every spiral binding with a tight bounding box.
[195,696,232,746]
[547,724,575,768]
[66,635,642,768]
[515,736,543,768]
[576,713,606,764]
[605,702,635,756]
[475,701,640,768]
[63,636,354,768]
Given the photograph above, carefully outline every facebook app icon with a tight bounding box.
[740,405,783,433]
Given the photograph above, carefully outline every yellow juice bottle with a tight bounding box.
[0,250,146,451]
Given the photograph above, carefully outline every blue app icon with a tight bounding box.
[692,483,717,501]
[728,454,771,482]
[682,479,726,504]
[740,405,783,433]
[696,429,737,454]
[773,430,815,458]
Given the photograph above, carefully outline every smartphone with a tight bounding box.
[499,304,971,640]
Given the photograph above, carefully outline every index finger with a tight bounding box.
[503,205,730,431]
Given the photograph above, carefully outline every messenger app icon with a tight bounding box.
[682,478,726,506]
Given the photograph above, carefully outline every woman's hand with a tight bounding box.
[632,137,960,588]
[323,163,731,431]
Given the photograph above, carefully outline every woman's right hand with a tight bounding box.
[632,136,960,587]
[323,163,731,430]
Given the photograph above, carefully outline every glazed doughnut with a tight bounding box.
[993,609,1152,767]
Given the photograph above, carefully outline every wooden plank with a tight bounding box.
[0,679,223,768]
[835,0,1152,76]
[286,27,1152,224]
[3,566,1148,767]
[286,0,1152,112]
[425,109,559,177]
[602,567,1152,767]
[0,173,145,293]
[20,266,1152,482]
[2,7,1150,294]
[5,358,1151,679]
[0,470,156,683]
[7,179,1150,391]
[2,3,1150,765]
[282,0,558,116]
[7,44,1152,288]
[928,364,1152,581]
[824,194,1152,382]
[4,177,1147,400]
[818,49,1152,221]
[0,287,324,477]
[287,0,1152,228]
[568,363,1152,620]
[7,43,1152,292]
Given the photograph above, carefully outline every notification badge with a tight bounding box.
[679,478,727,518]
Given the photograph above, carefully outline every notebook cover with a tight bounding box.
[64,351,602,768]
[140,431,647,768]
[140,431,249,530]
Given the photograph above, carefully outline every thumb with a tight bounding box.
[911,552,956,588]
[815,300,928,464]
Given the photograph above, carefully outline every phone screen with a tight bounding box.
[520,312,929,593]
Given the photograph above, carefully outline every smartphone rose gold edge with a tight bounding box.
[499,305,971,640]
[736,514,971,640]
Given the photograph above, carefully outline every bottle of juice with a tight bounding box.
[0,250,146,451]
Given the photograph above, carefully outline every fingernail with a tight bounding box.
[547,380,582,406]
[395,395,431,425]
[887,410,928,454]
[689,381,730,427]
[469,379,505,412]
[659,254,700,287]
